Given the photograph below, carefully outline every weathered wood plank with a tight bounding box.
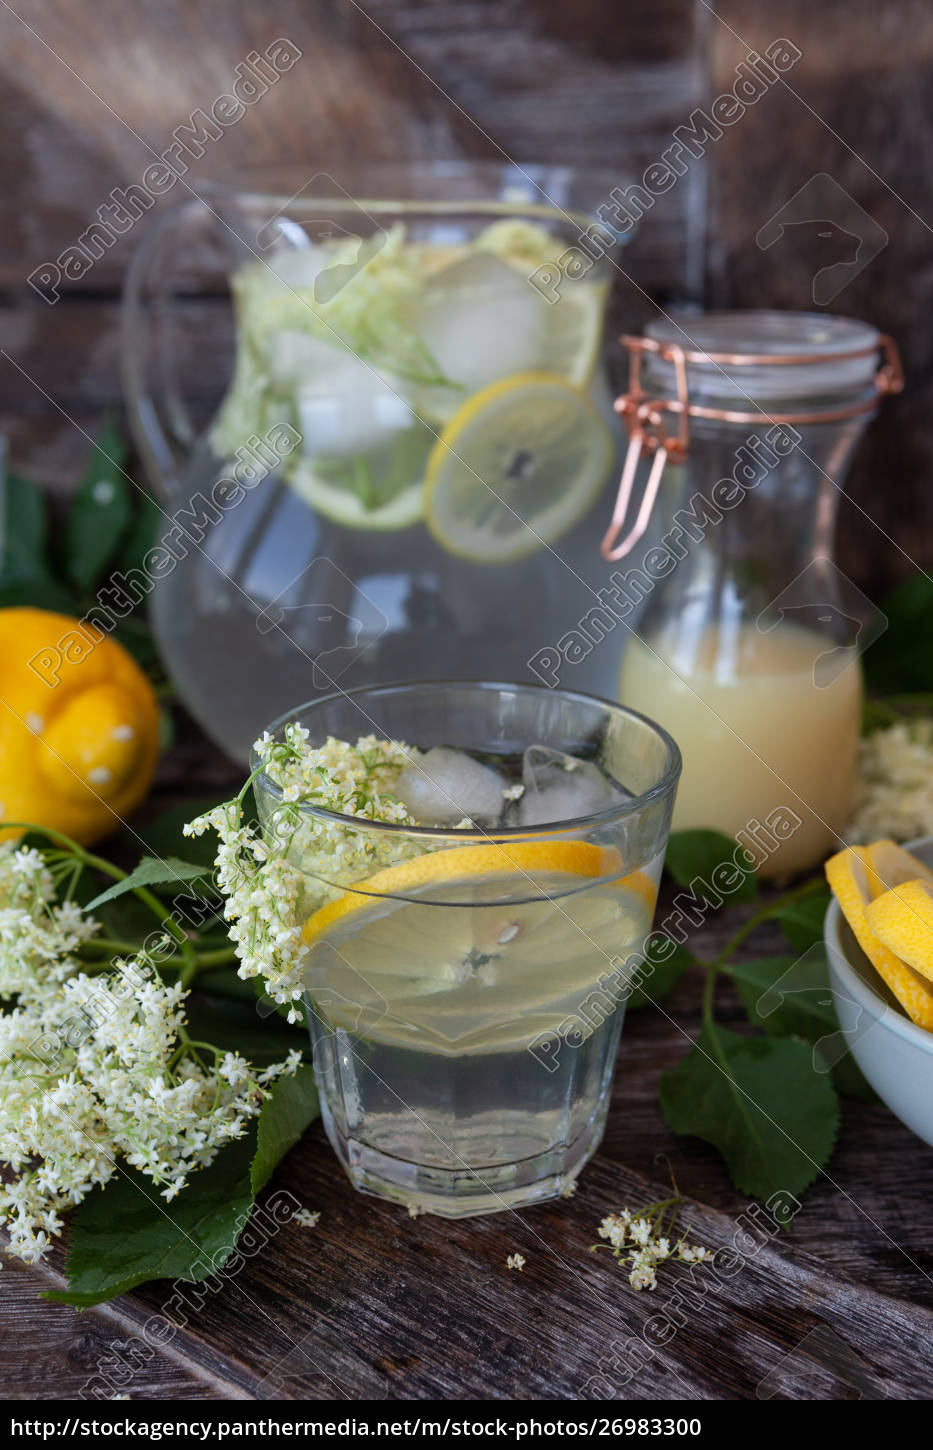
[0,1260,236,1400]
[18,1120,933,1400]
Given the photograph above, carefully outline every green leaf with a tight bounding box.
[864,574,933,694]
[44,1067,317,1307]
[63,420,133,591]
[251,1064,319,1194]
[120,492,162,576]
[627,942,695,1011]
[777,892,831,954]
[0,472,54,586]
[70,865,164,941]
[665,828,758,906]
[0,578,77,613]
[44,1131,257,1307]
[729,953,837,1039]
[85,856,212,911]
[660,1023,839,1198]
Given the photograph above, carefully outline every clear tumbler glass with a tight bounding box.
[254,680,680,1216]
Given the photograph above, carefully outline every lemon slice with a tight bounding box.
[860,839,933,900]
[865,880,933,983]
[301,841,656,1050]
[303,839,627,946]
[288,422,433,530]
[423,372,614,563]
[825,845,933,1028]
[290,464,424,530]
[540,281,607,387]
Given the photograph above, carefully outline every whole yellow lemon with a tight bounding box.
[0,607,160,846]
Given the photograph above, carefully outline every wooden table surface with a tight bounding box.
[5,735,933,1403]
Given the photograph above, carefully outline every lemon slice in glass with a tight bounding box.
[301,842,656,1048]
[423,372,614,563]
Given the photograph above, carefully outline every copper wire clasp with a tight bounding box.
[600,338,689,563]
[599,331,904,564]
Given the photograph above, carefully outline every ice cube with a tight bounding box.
[263,243,330,290]
[517,746,625,827]
[394,747,506,827]
[274,335,413,458]
[408,252,546,415]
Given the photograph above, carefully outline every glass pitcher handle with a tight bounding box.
[121,197,212,500]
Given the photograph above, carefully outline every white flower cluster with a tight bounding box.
[848,719,933,844]
[596,1206,712,1291]
[0,843,299,1266]
[185,728,429,1021]
[0,847,99,1001]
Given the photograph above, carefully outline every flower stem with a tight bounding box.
[708,874,825,972]
[4,822,194,954]
[193,946,238,968]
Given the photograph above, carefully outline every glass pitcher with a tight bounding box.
[612,311,903,876]
[121,163,633,763]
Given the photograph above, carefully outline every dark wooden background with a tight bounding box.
[1,0,931,597]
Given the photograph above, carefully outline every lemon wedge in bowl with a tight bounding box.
[423,371,614,564]
[825,844,933,1029]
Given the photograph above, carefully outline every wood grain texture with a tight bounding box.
[709,0,933,591]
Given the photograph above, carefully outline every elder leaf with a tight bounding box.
[46,1068,318,1307]
[665,828,758,906]
[45,1132,257,1307]
[84,856,211,911]
[660,1023,839,1199]
[251,1064,319,1194]
[776,892,832,954]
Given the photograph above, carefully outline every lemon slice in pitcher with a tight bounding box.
[291,464,425,530]
[289,421,433,531]
[540,281,607,387]
[423,372,614,563]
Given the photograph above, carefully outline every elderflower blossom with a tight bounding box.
[847,719,933,844]
[185,728,431,1019]
[0,847,99,1002]
[506,1253,526,1271]
[292,1207,320,1228]
[594,1200,712,1291]
[0,843,299,1266]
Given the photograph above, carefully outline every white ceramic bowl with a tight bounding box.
[825,835,933,1148]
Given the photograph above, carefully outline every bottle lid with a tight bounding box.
[644,310,882,405]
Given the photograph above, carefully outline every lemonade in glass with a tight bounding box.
[254,681,680,1216]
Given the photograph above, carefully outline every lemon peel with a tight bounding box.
[865,879,933,985]
[825,845,933,1030]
